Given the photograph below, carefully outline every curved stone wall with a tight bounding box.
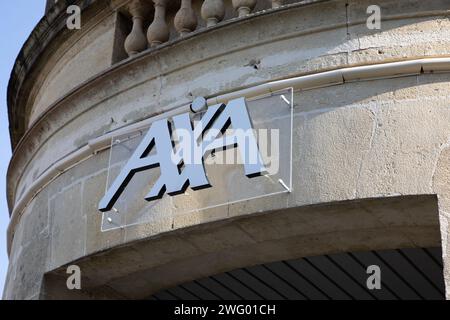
[4,0,450,299]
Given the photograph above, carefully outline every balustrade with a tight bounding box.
[124,0,151,56]
[122,0,289,58]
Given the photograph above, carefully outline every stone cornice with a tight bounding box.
[7,0,101,149]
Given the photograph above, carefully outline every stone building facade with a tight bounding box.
[3,0,450,299]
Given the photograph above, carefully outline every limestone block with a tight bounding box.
[83,170,125,255]
[172,205,229,230]
[180,224,257,253]
[236,203,383,243]
[289,106,374,207]
[228,193,290,219]
[357,101,450,198]
[123,214,174,243]
[50,182,85,269]
[21,189,50,246]
[432,148,450,212]
[347,0,449,24]
[129,235,201,269]
[4,234,50,300]
[347,18,450,65]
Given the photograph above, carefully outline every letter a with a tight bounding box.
[366,265,381,290]
[66,265,81,290]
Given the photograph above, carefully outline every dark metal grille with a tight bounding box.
[151,247,445,300]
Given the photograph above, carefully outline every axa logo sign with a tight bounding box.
[98,97,268,212]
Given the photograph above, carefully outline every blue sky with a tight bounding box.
[0,1,46,296]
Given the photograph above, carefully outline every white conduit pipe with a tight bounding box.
[7,57,450,254]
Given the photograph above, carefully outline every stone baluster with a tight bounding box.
[174,0,198,36]
[124,0,151,56]
[201,0,225,27]
[272,0,283,8]
[232,0,257,17]
[147,0,170,47]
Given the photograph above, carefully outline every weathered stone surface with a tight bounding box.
[172,206,229,230]
[289,105,375,206]
[21,189,50,245]
[357,101,450,198]
[83,170,125,255]
[49,182,85,270]
[181,224,257,253]
[3,234,50,300]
